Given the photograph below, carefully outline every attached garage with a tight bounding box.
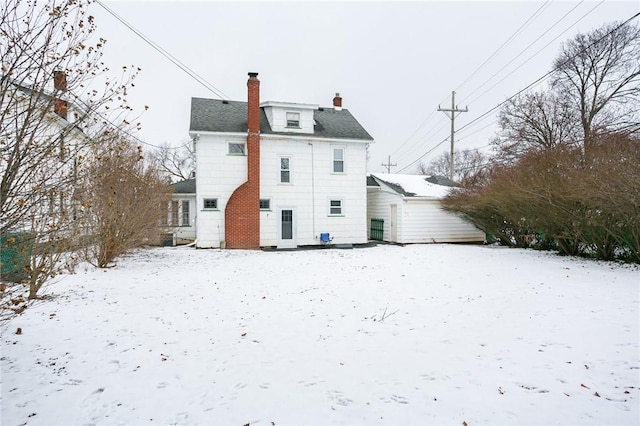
[367,173,485,244]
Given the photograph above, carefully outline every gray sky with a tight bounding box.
[92,0,639,174]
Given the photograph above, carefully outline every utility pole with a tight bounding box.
[438,91,468,180]
[381,155,397,173]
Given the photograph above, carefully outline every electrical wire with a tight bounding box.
[457,10,640,135]
[95,0,230,100]
[392,1,580,170]
[398,11,640,173]
[463,0,604,107]
[455,0,552,93]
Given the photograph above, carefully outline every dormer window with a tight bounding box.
[286,112,300,128]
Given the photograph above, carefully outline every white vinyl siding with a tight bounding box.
[259,137,368,247]
[367,183,485,244]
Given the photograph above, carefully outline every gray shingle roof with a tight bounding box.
[190,98,373,141]
[170,178,195,194]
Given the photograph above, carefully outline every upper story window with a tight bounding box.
[332,147,344,173]
[280,156,291,183]
[286,112,300,128]
[228,142,245,155]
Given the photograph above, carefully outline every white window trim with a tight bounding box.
[202,197,219,210]
[332,146,345,174]
[260,198,271,211]
[279,155,292,184]
[228,142,246,156]
[328,198,344,216]
[286,111,301,128]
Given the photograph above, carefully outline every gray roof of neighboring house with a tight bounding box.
[170,178,196,194]
[425,175,459,187]
[190,98,374,141]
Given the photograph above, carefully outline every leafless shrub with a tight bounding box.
[80,132,171,268]
[1,0,139,298]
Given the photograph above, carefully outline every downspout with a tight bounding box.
[308,142,315,239]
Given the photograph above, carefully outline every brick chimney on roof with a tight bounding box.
[224,72,261,249]
[53,70,68,119]
[247,72,260,133]
[333,92,342,111]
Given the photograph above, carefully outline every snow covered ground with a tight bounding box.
[1,244,638,426]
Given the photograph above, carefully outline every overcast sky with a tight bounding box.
[91,0,639,174]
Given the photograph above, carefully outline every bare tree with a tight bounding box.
[1,0,139,297]
[150,140,195,183]
[491,90,578,163]
[81,132,171,268]
[417,148,488,184]
[552,21,640,153]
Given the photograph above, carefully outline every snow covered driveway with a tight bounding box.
[1,244,638,425]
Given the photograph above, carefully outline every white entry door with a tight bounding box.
[390,204,398,242]
[278,208,296,249]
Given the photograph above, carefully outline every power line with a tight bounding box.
[381,155,397,173]
[95,0,230,100]
[458,11,640,135]
[455,0,552,93]
[462,0,603,107]
[438,91,468,179]
[394,1,588,172]
[399,11,640,173]
[388,98,449,160]
[396,135,450,174]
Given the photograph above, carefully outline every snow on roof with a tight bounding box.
[371,173,452,198]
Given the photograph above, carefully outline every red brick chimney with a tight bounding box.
[53,70,68,119]
[225,72,261,249]
[333,92,342,111]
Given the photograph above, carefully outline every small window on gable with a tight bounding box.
[286,112,300,128]
[203,198,218,209]
[259,199,271,210]
[329,199,343,216]
[280,156,291,183]
[228,142,245,155]
[332,147,344,173]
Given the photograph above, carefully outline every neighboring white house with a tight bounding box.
[166,178,196,245]
[367,173,485,244]
[2,71,88,232]
[189,73,374,249]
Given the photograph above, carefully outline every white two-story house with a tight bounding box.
[188,72,374,249]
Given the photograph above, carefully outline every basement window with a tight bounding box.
[286,112,300,128]
[203,198,218,210]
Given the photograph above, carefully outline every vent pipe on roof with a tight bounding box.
[333,92,342,111]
